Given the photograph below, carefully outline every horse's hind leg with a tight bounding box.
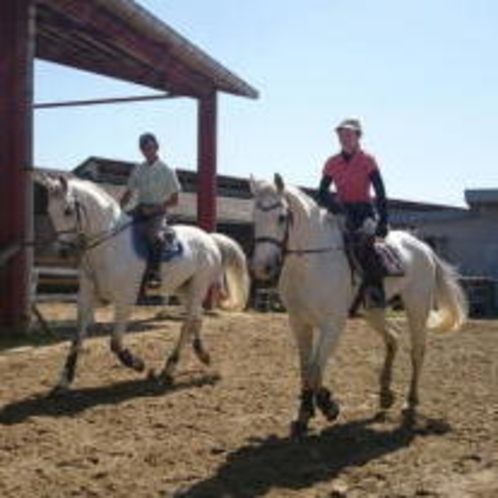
[364,308,400,410]
[155,318,193,384]
[191,317,211,365]
[186,287,212,365]
[402,293,430,421]
[110,302,145,372]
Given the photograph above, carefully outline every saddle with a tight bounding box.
[344,234,405,279]
[131,220,183,263]
[345,234,405,314]
[373,240,405,277]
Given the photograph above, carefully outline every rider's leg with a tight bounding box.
[145,214,166,288]
[357,237,386,309]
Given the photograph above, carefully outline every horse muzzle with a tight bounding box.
[251,257,281,281]
[56,235,86,259]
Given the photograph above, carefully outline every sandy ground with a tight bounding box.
[0,304,497,497]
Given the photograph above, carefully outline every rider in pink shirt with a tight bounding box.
[317,118,388,308]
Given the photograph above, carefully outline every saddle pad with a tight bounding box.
[131,223,184,263]
[374,242,405,277]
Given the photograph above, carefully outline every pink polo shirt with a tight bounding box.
[322,150,379,203]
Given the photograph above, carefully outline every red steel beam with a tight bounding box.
[197,93,218,232]
[37,0,213,97]
[34,93,180,109]
[0,0,35,333]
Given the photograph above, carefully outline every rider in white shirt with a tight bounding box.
[120,133,182,287]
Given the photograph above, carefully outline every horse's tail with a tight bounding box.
[427,254,468,333]
[210,233,250,311]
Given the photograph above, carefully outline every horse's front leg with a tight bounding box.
[110,302,145,372]
[53,277,94,394]
[288,315,315,438]
[308,321,343,424]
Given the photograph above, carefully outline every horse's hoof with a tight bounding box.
[48,385,70,398]
[290,420,308,440]
[401,405,417,427]
[132,357,145,373]
[316,389,340,422]
[147,369,173,387]
[197,350,211,366]
[380,389,395,410]
[158,371,174,387]
[147,368,158,381]
[373,410,388,423]
[321,403,340,422]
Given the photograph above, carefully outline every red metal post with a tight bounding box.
[197,93,218,232]
[0,0,35,333]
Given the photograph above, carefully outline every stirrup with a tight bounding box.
[365,286,386,309]
[147,271,162,289]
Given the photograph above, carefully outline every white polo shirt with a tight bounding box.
[127,159,181,205]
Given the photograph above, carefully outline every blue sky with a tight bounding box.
[35,0,498,207]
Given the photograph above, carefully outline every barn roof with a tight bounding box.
[36,0,258,99]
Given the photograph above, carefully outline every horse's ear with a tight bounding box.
[33,170,48,187]
[58,175,68,194]
[274,173,285,193]
[44,174,67,197]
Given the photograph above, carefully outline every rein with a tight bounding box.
[59,198,142,255]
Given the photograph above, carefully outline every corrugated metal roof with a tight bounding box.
[36,0,258,99]
[389,209,471,227]
[465,189,498,205]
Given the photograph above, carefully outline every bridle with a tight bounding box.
[253,199,292,255]
[253,197,342,259]
[54,194,133,257]
[49,196,89,257]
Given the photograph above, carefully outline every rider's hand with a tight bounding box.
[141,205,162,216]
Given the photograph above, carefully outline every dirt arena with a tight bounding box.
[0,304,497,498]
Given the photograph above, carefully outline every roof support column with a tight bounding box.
[0,0,35,334]
[197,92,218,232]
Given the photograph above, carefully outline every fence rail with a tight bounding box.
[0,243,21,267]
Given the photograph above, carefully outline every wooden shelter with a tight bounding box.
[0,0,258,333]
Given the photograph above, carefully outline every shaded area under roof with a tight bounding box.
[36,0,258,99]
[465,189,498,205]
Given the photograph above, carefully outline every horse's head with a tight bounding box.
[250,173,292,281]
[39,175,87,257]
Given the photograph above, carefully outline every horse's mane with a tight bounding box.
[254,178,323,220]
[70,178,120,210]
[285,185,318,212]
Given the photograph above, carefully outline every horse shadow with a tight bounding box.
[175,413,451,498]
[0,371,220,426]
[0,313,176,353]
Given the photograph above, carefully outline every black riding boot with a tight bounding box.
[147,241,163,289]
[364,277,386,308]
[357,238,386,309]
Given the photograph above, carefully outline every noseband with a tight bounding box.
[254,197,343,260]
[55,196,89,256]
[253,199,292,255]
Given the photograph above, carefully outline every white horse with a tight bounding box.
[40,175,250,392]
[251,174,467,436]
